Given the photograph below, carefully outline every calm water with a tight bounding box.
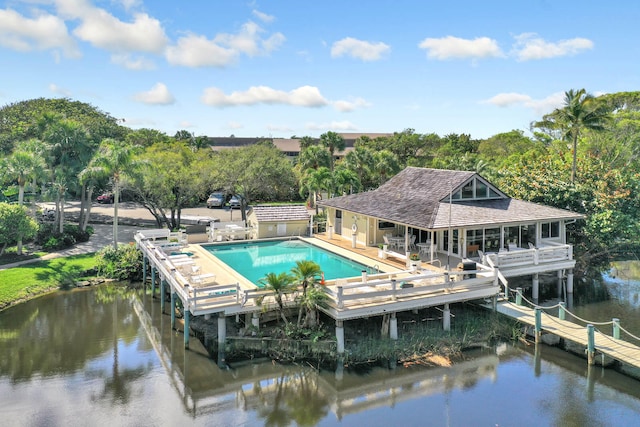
[1,272,640,426]
[204,240,369,285]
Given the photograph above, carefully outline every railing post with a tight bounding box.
[535,308,542,343]
[515,288,522,306]
[391,279,397,301]
[337,286,344,309]
[533,249,539,265]
[613,318,620,339]
[236,283,241,304]
[192,288,197,311]
[362,270,367,284]
[558,302,566,320]
[587,324,595,365]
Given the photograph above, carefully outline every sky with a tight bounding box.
[0,0,638,140]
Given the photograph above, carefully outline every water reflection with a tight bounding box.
[1,285,640,426]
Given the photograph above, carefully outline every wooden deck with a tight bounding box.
[494,301,640,369]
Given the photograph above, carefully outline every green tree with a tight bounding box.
[3,144,45,205]
[319,131,345,171]
[87,139,138,249]
[300,167,332,213]
[0,203,38,256]
[258,272,296,325]
[533,89,611,183]
[372,150,400,185]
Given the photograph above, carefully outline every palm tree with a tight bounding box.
[291,260,322,296]
[319,131,345,172]
[373,150,400,185]
[534,89,610,183]
[4,145,44,205]
[258,272,296,325]
[300,167,332,214]
[297,285,328,328]
[87,139,137,249]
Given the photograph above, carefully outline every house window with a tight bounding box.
[461,182,474,199]
[450,178,502,200]
[378,221,395,229]
[541,221,560,238]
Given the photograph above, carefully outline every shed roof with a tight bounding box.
[319,167,583,230]
[251,205,310,222]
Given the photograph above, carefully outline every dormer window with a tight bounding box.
[449,177,504,201]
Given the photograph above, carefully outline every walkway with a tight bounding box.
[493,299,640,369]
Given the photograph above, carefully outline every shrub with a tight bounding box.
[95,243,142,281]
[35,223,94,251]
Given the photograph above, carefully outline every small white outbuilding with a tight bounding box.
[247,205,311,239]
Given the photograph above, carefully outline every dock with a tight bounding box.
[493,299,640,371]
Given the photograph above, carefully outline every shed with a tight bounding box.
[247,205,310,238]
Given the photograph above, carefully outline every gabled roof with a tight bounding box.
[250,205,310,222]
[319,167,583,230]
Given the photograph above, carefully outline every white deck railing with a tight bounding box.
[485,243,572,268]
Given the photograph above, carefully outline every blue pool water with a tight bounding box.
[203,240,368,286]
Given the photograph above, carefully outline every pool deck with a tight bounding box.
[136,231,500,323]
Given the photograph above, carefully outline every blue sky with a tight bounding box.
[1,0,637,139]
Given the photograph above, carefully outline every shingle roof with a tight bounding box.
[319,167,583,230]
[251,205,310,222]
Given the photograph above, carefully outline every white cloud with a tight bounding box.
[49,83,72,96]
[0,8,80,57]
[165,34,237,67]
[512,33,593,61]
[178,120,195,128]
[333,97,371,112]
[483,92,533,107]
[252,9,274,23]
[305,121,358,131]
[227,121,244,129]
[72,10,168,53]
[133,83,175,105]
[483,91,565,115]
[166,21,284,67]
[201,85,329,107]
[418,36,503,60]
[118,0,142,12]
[111,53,155,70]
[267,124,293,132]
[331,37,390,61]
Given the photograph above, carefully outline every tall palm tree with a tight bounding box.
[319,131,345,172]
[258,272,295,325]
[291,260,322,296]
[3,146,45,254]
[300,167,332,214]
[291,260,322,326]
[373,150,400,185]
[87,139,137,249]
[535,89,610,183]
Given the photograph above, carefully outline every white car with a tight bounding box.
[206,192,225,208]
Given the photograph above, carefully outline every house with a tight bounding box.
[318,167,584,294]
[247,205,311,238]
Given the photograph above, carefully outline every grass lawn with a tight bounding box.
[0,248,47,266]
[0,253,97,310]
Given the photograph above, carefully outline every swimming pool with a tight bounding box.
[203,240,369,286]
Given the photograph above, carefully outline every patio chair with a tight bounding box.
[409,235,417,251]
[383,235,395,251]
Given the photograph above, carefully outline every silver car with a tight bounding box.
[206,192,225,208]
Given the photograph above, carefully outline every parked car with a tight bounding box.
[206,192,225,208]
[229,195,244,209]
[96,193,114,204]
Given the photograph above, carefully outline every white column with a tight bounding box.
[336,320,345,354]
[390,313,398,340]
[443,304,451,331]
[217,313,226,345]
[567,269,574,293]
[532,273,539,300]
[251,312,259,336]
